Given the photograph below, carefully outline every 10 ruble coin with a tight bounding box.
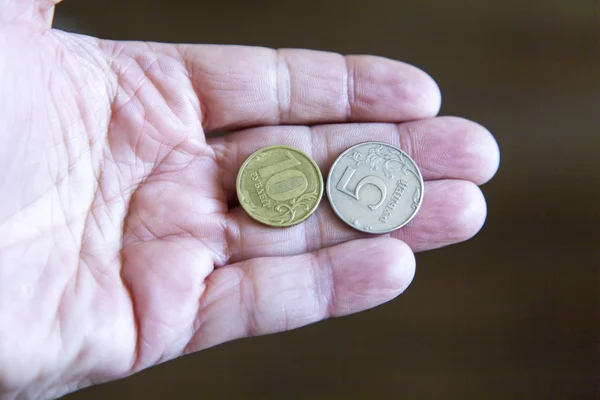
[237,145,323,227]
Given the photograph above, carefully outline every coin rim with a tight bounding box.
[236,145,324,228]
[326,141,425,234]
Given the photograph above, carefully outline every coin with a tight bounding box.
[326,142,424,234]
[237,145,323,227]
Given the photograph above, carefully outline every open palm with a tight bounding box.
[0,1,499,398]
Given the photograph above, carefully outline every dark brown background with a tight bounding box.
[55,1,599,398]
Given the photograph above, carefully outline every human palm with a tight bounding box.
[0,1,499,398]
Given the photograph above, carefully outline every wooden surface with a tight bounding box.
[55,1,599,398]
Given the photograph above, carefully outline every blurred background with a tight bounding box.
[56,0,599,398]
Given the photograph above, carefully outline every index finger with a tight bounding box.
[178,46,442,131]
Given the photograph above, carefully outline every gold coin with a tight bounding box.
[236,145,323,227]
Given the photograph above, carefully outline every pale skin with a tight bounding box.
[0,1,500,398]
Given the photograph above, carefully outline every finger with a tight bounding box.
[224,179,486,263]
[2,0,61,26]
[209,116,500,203]
[176,45,441,131]
[184,237,415,351]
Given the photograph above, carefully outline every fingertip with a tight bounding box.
[394,60,442,119]
[336,237,416,298]
[394,116,499,186]
[372,237,416,294]
[410,65,442,119]
[349,56,441,121]
[446,180,488,243]
[475,123,501,185]
[435,117,500,184]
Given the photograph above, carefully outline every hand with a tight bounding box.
[0,1,499,398]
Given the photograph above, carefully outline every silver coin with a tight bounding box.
[326,142,424,234]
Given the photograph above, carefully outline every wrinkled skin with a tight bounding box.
[0,1,499,398]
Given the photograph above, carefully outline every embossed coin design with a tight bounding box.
[237,145,324,227]
[327,142,424,234]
